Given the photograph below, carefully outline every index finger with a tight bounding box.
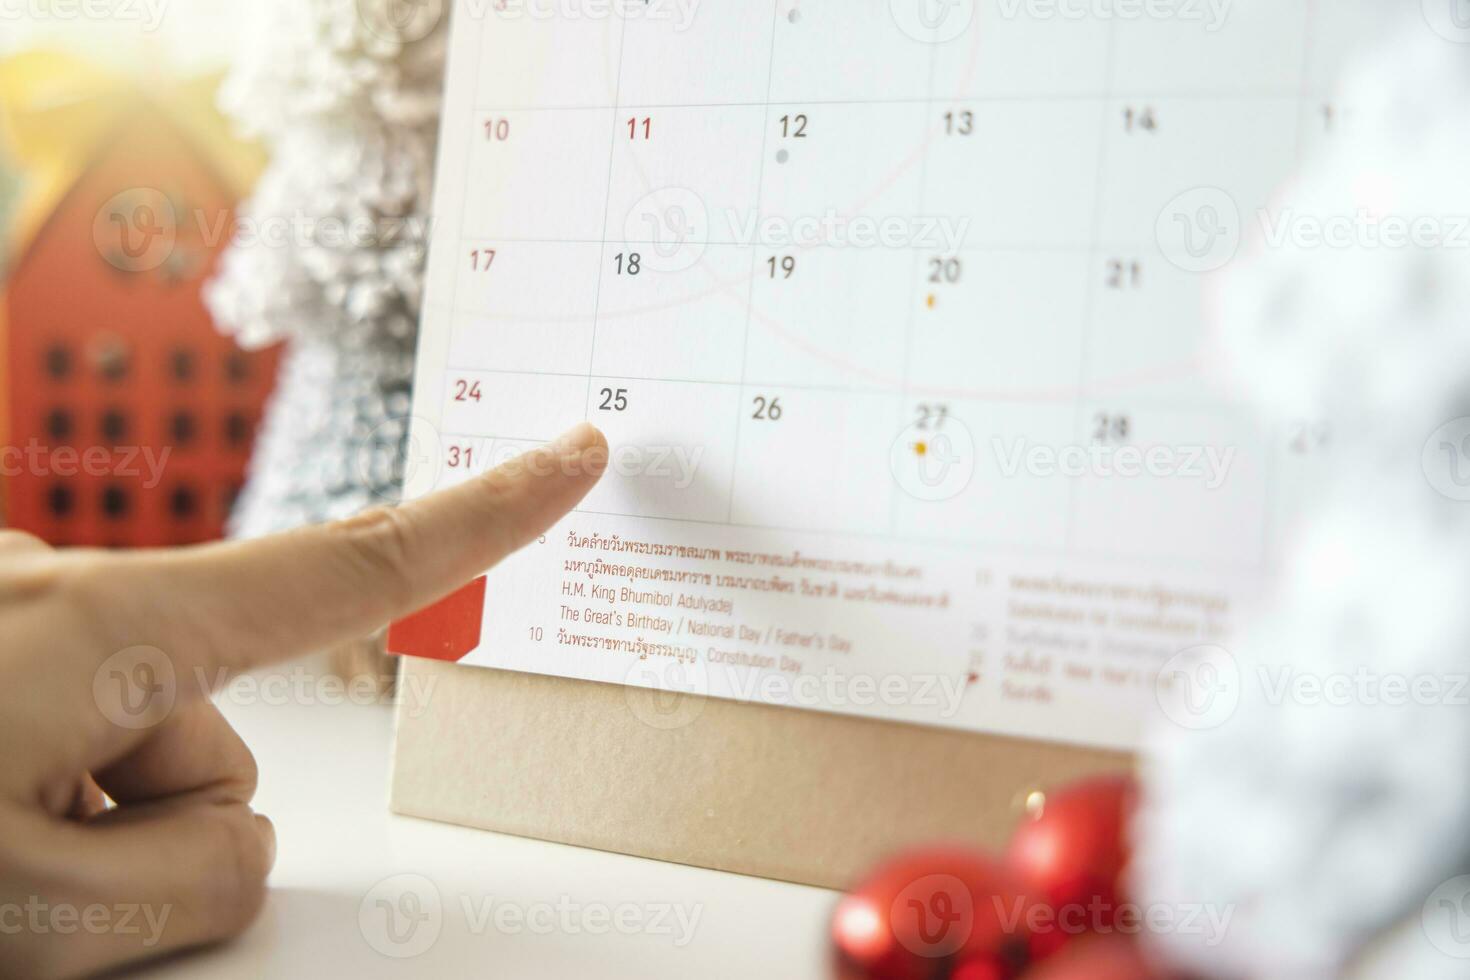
[97,422,607,681]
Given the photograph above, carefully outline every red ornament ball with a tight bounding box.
[832,846,1033,980]
[1022,935,1177,980]
[949,958,1008,980]
[1005,775,1139,958]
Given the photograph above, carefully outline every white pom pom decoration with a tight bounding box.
[205,0,446,536]
[1139,20,1470,980]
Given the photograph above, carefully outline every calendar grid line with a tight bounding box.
[441,432,551,446]
[723,0,784,525]
[442,10,492,403]
[889,26,944,538]
[448,235,1282,256]
[469,90,1327,113]
[1266,5,1324,568]
[1063,17,1123,554]
[581,15,632,420]
[449,238,1107,252]
[440,366,1255,416]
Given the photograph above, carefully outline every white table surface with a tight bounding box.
[109,667,1425,979]
[125,666,836,979]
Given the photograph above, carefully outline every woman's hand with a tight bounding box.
[0,423,607,979]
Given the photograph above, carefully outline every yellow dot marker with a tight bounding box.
[926,294,937,309]
[914,441,928,457]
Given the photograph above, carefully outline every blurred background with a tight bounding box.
[0,3,280,547]
[0,0,437,560]
[0,0,238,70]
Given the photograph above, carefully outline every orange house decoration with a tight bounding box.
[0,54,280,547]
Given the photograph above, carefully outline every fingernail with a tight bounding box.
[552,421,604,455]
[255,814,277,872]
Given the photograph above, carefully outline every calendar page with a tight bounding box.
[401,0,1386,751]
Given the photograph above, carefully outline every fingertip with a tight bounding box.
[552,421,606,456]
[254,813,277,873]
[548,422,609,480]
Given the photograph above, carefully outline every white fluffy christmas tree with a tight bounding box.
[206,0,447,535]
[1138,20,1470,980]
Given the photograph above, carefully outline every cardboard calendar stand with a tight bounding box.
[390,656,1127,890]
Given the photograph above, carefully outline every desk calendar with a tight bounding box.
[396,0,1384,756]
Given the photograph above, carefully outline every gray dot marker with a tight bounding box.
[788,8,800,23]
[776,149,790,164]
